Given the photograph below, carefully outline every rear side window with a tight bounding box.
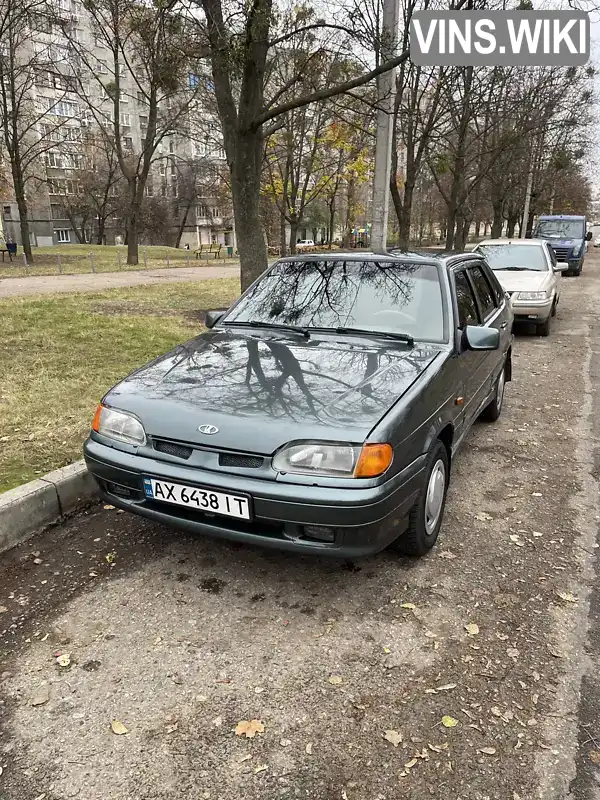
[468,265,496,319]
[481,262,504,305]
[454,271,479,328]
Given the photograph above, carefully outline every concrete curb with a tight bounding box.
[0,460,99,554]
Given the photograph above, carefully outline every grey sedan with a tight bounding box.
[84,251,513,558]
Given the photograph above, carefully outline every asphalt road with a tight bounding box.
[2,254,600,800]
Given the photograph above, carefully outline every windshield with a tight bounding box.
[223,260,446,342]
[477,244,549,272]
[535,219,584,239]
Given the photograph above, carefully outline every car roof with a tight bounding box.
[276,249,481,270]
[537,214,585,220]
[476,239,546,246]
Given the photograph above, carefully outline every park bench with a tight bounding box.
[0,242,17,262]
[195,243,222,259]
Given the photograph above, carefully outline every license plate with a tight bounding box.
[143,478,251,520]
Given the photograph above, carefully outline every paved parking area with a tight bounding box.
[2,257,600,799]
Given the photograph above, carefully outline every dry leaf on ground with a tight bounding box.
[55,653,71,667]
[479,747,497,755]
[0,606,8,613]
[400,602,416,610]
[328,675,343,685]
[253,764,268,774]
[509,535,525,547]
[436,684,457,691]
[235,720,264,738]
[441,715,459,728]
[557,591,578,603]
[465,623,479,636]
[110,720,129,735]
[31,687,50,707]
[588,750,600,764]
[305,743,313,754]
[439,551,457,560]
[384,729,403,747]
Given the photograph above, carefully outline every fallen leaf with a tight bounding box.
[33,558,42,565]
[105,551,116,564]
[195,695,207,703]
[212,716,223,727]
[239,754,252,763]
[548,646,564,658]
[165,722,179,733]
[436,684,457,691]
[465,623,479,636]
[404,758,418,769]
[491,707,502,717]
[589,750,600,765]
[383,647,391,654]
[507,648,519,659]
[384,729,403,747]
[439,551,457,560]
[496,632,509,641]
[531,492,542,497]
[479,747,496,755]
[532,531,543,538]
[235,720,264,738]
[31,687,50,706]
[428,743,449,753]
[280,738,292,747]
[441,716,459,728]
[253,764,268,774]
[56,653,71,668]
[328,675,343,685]
[305,743,313,754]
[476,512,493,521]
[509,535,525,547]
[254,686,265,694]
[110,720,129,735]
[104,504,115,510]
[0,606,8,614]
[557,592,578,603]
[400,602,416,610]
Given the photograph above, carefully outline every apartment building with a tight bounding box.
[1,0,233,249]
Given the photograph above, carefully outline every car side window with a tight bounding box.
[454,271,480,329]
[545,244,557,269]
[468,265,496,319]
[480,261,504,306]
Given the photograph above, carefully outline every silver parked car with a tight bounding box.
[473,239,566,336]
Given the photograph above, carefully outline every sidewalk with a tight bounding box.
[0,263,240,298]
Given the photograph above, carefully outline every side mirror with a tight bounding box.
[586,231,593,241]
[554,263,568,272]
[462,325,500,351]
[205,310,226,329]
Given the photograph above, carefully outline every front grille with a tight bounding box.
[553,247,570,260]
[154,440,193,460]
[219,453,264,468]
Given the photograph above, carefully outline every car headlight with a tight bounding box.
[572,244,582,256]
[516,291,548,301]
[91,404,146,446]
[272,441,393,478]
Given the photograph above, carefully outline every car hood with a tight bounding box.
[539,237,580,248]
[105,330,444,454]
[493,270,550,292]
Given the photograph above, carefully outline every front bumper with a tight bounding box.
[510,297,553,322]
[84,438,427,558]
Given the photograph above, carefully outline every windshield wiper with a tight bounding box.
[222,320,310,338]
[332,327,414,346]
[495,266,532,271]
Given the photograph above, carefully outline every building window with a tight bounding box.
[45,152,63,168]
[53,100,79,117]
[137,91,146,103]
[210,207,220,218]
[3,205,11,219]
[188,73,199,88]
[123,136,133,148]
[139,115,148,129]
[56,229,71,242]
[159,162,166,176]
[169,139,175,154]
[119,113,131,127]
[97,60,108,74]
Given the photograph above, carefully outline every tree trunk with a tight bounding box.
[289,216,298,253]
[490,203,503,238]
[506,215,519,238]
[12,169,33,262]
[279,210,287,256]
[342,178,355,247]
[175,202,193,248]
[230,131,268,292]
[398,182,415,249]
[97,218,106,245]
[328,202,335,248]
[474,219,481,238]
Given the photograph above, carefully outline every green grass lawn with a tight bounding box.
[0,243,238,279]
[0,277,239,492]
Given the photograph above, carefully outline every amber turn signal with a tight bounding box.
[91,403,103,432]
[353,443,393,478]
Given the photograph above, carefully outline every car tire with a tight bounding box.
[551,299,557,317]
[537,317,551,337]
[480,361,506,423]
[393,440,449,557]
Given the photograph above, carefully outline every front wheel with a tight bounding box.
[537,317,551,337]
[480,362,506,422]
[392,441,449,557]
